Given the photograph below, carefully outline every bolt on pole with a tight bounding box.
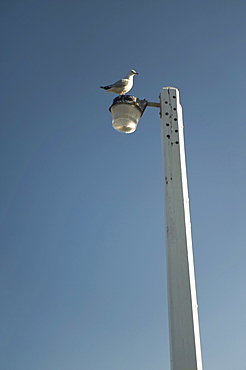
[160,87,203,370]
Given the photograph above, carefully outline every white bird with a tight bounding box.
[100,69,138,95]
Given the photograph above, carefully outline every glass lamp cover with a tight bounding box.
[111,103,141,134]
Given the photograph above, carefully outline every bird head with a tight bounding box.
[127,69,138,77]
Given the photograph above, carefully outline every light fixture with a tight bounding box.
[106,88,203,370]
[109,95,148,134]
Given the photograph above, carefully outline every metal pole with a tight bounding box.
[160,87,203,370]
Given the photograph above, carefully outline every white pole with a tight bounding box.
[160,87,203,370]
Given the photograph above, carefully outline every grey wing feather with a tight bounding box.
[112,79,128,88]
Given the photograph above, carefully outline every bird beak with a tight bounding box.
[135,72,138,75]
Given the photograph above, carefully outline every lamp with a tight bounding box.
[106,88,203,370]
[109,95,148,133]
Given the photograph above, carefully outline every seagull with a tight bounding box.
[100,69,138,95]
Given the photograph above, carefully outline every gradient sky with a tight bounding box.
[1,1,246,369]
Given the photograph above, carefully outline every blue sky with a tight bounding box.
[1,1,246,369]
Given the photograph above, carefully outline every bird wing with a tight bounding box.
[112,78,129,88]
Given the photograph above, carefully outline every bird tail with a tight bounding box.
[100,85,112,90]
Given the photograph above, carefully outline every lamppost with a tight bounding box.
[108,87,203,370]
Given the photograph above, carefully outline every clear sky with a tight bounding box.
[1,1,246,369]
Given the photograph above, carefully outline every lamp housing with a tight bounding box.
[109,95,148,133]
